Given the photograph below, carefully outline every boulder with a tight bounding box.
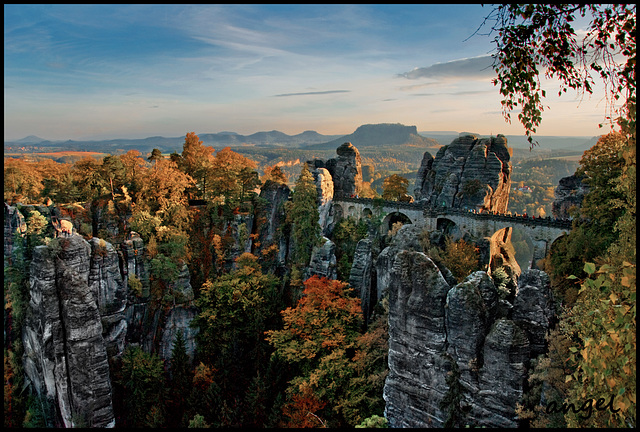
[375,223,427,300]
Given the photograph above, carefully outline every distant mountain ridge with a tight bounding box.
[4,130,344,154]
[306,123,440,150]
[5,123,599,155]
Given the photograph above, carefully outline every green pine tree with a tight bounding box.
[285,163,321,270]
[169,331,193,427]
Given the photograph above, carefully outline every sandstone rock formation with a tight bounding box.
[325,142,363,198]
[255,180,291,270]
[4,203,27,260]
[312,167,335,236]
[488,227,522,290]
[23,234,121,427]
[414,134,512,213]
[375,223,426,302]
[88,237,128,359]
[512,269,554,357]
[348,237,373,320]
[552,173,589,219]
[306,237,338,280]
[382,237,554,428]
[383,250,451,427]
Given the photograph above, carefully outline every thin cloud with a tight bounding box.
[400,55,495,80]
[410,89,494,97]
[273,90,350,97]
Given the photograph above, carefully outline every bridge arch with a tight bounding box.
[436,217,467,240]
[362,207,373,219]
[383,211,412,234]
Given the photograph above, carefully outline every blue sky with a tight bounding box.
[4,4,607,141]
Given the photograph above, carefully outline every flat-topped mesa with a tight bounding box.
[414,134,512,213]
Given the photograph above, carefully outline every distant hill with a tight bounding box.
[12,135,48,144]
[307,123,440,150]
[4,130,343,154]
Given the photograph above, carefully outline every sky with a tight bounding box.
[4,4,612,142]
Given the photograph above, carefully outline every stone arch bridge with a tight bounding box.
[333,197,572,269]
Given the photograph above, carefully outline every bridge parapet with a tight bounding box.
[335,197,572,230]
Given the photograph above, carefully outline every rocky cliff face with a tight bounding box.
[120,233,198,362]
[255,180,291,271]
[552,173,589,219]
[312,167,335,236]
[325,142,363,198]
[22,234,122,427]
[381,224,554,428]
[414,134,512,213]
[306,237,338,280]
[4,203,27,260]
[349,237,374,320]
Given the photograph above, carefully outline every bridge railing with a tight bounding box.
[334,196,572,229]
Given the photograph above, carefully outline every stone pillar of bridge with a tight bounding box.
[530,240,548,270]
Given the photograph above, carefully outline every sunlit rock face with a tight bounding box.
[312,167,335,236]
[415,134,512,213]
[23,234,118,428]
[325,142,363,198]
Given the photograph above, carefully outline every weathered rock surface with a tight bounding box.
[375,224,425,301]
[88,238,128,359]
[512,269,554,357]
[325,142,363,198]
[413,150,435,201]
[473,318,530,427]
[552,173,589,219]
[312,167,335,236]
[383,237,554,427]
[4,203,27,260]
[255,180,291,269]
[120,235,198,362]
[306,237,337,280]
[348,237,373,320]
[383,250,451,427]
[23,235,118,427]
[488,227,522,290]
[414,134,512,212]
